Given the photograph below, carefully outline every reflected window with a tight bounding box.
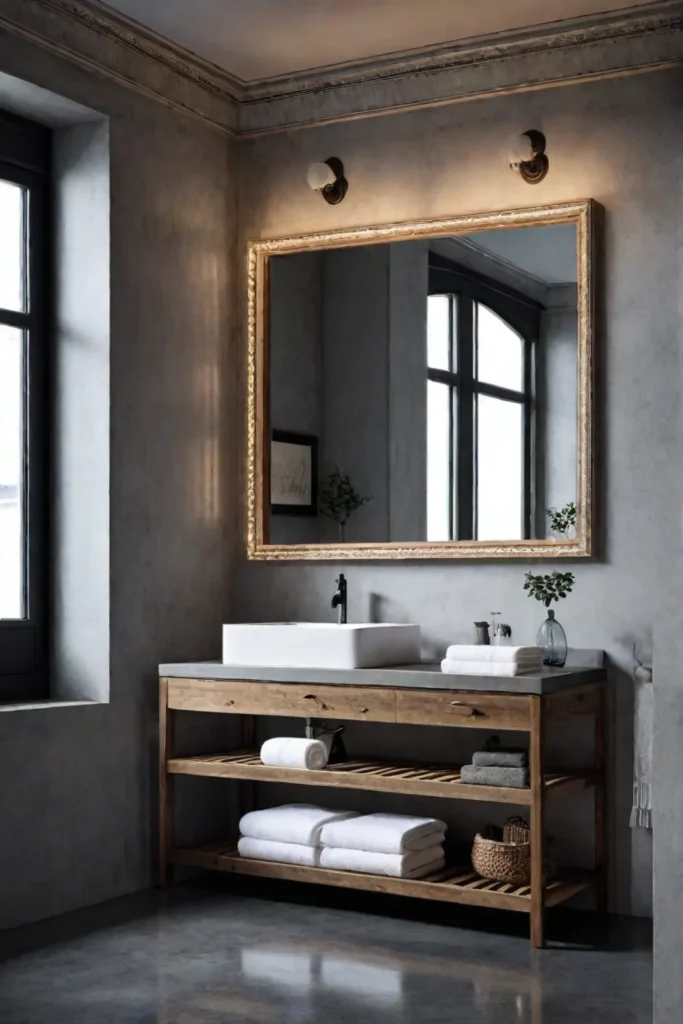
[427,255,537,542]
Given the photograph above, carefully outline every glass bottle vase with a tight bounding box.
[536,609,567,667]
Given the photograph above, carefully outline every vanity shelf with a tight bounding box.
[169,838,594,914]
[168,750,595,806]
[159,668,607,949]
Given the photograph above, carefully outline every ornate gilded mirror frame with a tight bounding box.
[247,200,595,561]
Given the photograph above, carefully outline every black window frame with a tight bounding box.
[428,252,541,542]
[0,109,50,702]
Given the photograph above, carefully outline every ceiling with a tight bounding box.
[462,225,578,285]
[99,0,659,82]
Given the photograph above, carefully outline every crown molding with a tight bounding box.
[41,0,245,100]
[237,0,683,134]
[0,0,681,138]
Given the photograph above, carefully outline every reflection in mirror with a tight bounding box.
[266,220,581,548]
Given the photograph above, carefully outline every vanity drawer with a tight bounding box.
[166,679,396,723]
[395,688,530,731]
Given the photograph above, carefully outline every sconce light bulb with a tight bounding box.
[509,133,536,169]
[307,162,337,191]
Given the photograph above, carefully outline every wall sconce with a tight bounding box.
[306,157,348,204]
[509,131,549,184]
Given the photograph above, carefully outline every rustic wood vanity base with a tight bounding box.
[159,668,606,949]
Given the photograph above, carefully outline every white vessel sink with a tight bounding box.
[222,622,421,670]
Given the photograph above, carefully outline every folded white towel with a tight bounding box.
[320,844,445,879]
[237,836,321,867]
[441,659,539,677]
[260,737,329,771]
[445,645,542,665]
[239,804,357,847]
[320,812,446,854]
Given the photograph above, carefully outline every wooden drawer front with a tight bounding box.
[545,683,603,720]
[166,679,396,723]
[396,689,530,731]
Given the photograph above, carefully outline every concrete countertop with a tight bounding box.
[158,660,606,696]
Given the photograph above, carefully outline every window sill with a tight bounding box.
[0,699,106,714]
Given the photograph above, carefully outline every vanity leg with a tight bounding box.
[241,715,256,815]
[595,683,608,915]
[530,695,545,949]
[159,678,175,887]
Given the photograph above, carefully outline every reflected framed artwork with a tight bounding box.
[270,431,318,516]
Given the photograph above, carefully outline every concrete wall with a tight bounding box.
[0,34,237,928]
[52,120,111,704]
[237,69,683,920]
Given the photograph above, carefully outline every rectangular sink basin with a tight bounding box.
[222,622,421,670]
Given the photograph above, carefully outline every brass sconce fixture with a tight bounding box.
[509,131,549,184]
[306,157,348,204]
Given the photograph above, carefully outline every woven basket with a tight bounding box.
[472,826,530,886]
[471,817,556,886]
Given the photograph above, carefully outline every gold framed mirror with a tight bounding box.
[247,200,595,561]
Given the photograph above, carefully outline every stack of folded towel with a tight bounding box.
[238,804,357,866]
[319,813,447,879]
[461,742,529,788]
[441,644,543,677]
[237,806,447,879]
[260,737,329,771]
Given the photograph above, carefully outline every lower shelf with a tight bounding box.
[169,840,593,914]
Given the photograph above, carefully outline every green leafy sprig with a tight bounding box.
[547,502,577,536]
[319,467,372,540]
[523,570,575,608]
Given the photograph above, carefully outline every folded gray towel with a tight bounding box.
[461,765,529,788]
[472,750,528,768]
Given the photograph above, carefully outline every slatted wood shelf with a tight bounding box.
[167,750,594,805]
[169,838,593,913]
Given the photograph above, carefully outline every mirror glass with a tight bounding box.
[266,221,581,549]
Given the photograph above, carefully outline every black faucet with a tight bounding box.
[331,573,348,625]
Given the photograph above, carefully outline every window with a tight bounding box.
[427,254,539,542]
[0,110,49,701]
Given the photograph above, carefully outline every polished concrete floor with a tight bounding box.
[0,880,652,1023]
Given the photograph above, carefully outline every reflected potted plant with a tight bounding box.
[523,570,575,667]
[319,467,372,543]
[547,501,577,541]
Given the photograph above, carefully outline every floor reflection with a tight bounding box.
[0,885,652,1024]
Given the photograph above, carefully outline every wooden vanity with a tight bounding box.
[159,662,606,948]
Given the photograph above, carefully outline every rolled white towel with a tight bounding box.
[320,844,445,879]
[239,804,358,847]
[441,659,540,677]
[445,644,542,665]
[260,737,329,771]
[237,836,321,867]
[320,812,446,855]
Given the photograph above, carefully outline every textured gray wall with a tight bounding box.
[653,88,683,1024]
[0,34,237,929]
[237,69,683,921]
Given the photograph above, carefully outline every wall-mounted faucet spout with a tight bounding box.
[331,573,348,625]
